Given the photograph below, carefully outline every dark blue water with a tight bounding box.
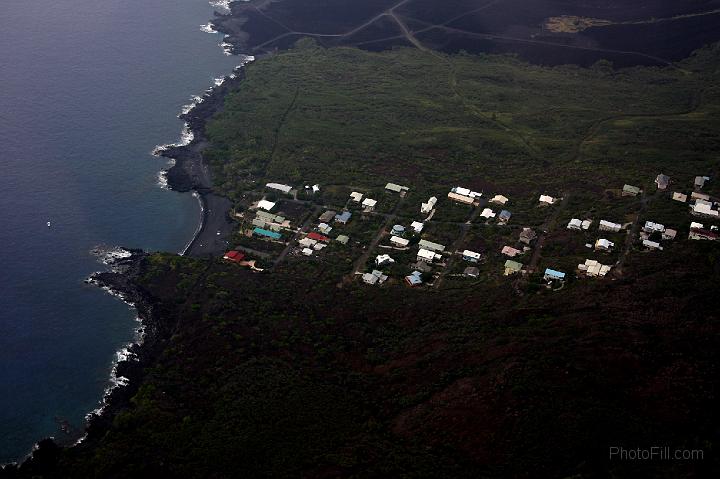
[0,0,237,462]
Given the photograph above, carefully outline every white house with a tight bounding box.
[643,239,663,251]
[301,248,314,256]
[567,218,582,230]
[692,202,719,218]
[643,221,665,234]
[350,191,364,202]
[448,192,475,205]
[418,239,445,252]
[386,183,409,194]
[462,250,481,262]
[266,182,293,194]
[539,194,557,205]
[257,200,276,211]
[375,254,395,267]
[599,220,622,232]
[417,248,441,263]
[363,270,388,285]
[298,238,317,248]
[489,194,508,205]
[390,236,410,247]
[595,238,614,251]
[579,259,612,277]
[420,196,437,214]
[480,208,496,219]
[362,198,377,211]
[410,221,424,233]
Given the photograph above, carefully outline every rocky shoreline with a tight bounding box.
[3,251,172,474]
[159,62,251,257]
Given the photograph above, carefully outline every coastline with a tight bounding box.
[154,58,253,257]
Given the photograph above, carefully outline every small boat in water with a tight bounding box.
[47,221,51,227]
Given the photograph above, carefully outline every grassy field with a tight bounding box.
[204,40,720,203]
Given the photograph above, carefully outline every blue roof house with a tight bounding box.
[253,227,282,240]
[543,268,566,282]
[334,211,352,224]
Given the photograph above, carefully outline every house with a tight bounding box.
[410,221,424,233]
[375,254,395,267]
[462,250,481,262]
[519,228,537,245]
[418,239,445,252]
[362,198,377,211]
[253,228,282,240]
[451,186,481,198]
[643,221,665,234]
[362,270,388,285]
[489,195,508,205]
[252,217,280,231]
[417,248,441,263]
[256,210,285,224]
[349,191,364,202]
[567,218,582,230]
[257,199,276,211]
[579,259,612,277]
[539,194,557,205]
[595,238,614,251]
[266,182,292,194]
[643,239,663,251]
[464,266,480,278]
[501,246,522,257]
[622,184,641,196]
[385,182,409,194]
[691,192,710,201]
[662,229,677,240]
[689,226,719,241]
[480,208,496,219]
[655,174,670,190]
[420,196,437,214]
[317,222,333,234]
[301,248,313,256]
[448,191,475,205]
[312,184,320,194]
[391,224,406,236]
[318,210,337,223]
[306,232,329,242]
[313,243,327,251]
[691,202,720,218]
[223,250,245,263]
[498,210,512,223]
[504,260,523,276]
[695,176,708,189]
[599,220,622,232]
[298,237,317,248]
[581,219,592,230]
[336,234,350,245]
[543,268,566,282]
[334,211,352,224]
[672,192,688,202]
[390,236,410,247]
[405,271,423,287]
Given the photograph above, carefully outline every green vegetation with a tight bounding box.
[205,40,720,202]
[8,41,720,479]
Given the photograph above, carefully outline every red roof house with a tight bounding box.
[223,250,245,262]
[306,232,329,242]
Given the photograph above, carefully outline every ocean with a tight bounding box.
[0,0,237,462]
